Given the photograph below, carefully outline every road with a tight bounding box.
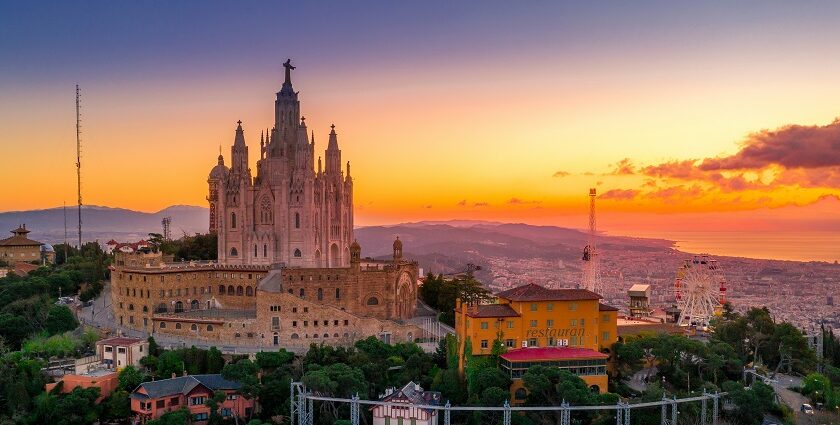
[771,374,839,425]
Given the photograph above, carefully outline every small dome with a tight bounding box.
[41,243,54,253]
[350,240,361,250]
[392,236,402,250]
[209,155,229,180]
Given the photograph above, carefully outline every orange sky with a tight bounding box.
[3,2,840,234]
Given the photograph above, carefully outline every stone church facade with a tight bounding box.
[208,60,353,268]
[110,61,420,350]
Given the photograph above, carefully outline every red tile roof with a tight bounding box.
[495,283,601,302]
[501,347,608,362]
[599,303,619,311]
[464,304,520,318]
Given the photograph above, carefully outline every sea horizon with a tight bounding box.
[611,230,840,263]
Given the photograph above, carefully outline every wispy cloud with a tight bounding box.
[552,170,570,178]
[507,197,541,205]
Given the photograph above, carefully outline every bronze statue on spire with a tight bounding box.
[283,59,295,85]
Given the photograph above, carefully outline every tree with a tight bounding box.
[207,346,225,373]
[32,386,101,425]
[118,365,144,392]
[147,407,192,425]
[157,350,185,379]
[44,305,78,335]
[102,390,131,420]
[722,380,778,425]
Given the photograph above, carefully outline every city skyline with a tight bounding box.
[2,2,840,245]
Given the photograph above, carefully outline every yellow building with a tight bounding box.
[455,283,618,401]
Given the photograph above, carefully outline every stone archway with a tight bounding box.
[395,271,414,319]
[329,243,339,268]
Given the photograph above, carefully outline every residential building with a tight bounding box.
[130,374,253,423]
[96,337,148,370]
[372,381,441,425]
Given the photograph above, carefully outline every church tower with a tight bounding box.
[209,59,354,268]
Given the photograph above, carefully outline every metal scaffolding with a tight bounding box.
[290,382,725,425]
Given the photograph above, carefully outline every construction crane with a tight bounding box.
[581,188,603,295]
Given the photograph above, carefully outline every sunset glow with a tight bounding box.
[2,2,840,237]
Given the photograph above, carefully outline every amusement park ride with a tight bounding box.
[674,254,728,328]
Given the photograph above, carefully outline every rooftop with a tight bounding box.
[495,283,601,302]
[131,374,241,399]
[598,303,619,312]
[97,337,145,346]
[501,347,609,362]
[464,304,520,318]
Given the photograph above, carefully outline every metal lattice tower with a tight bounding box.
[674,254,727,327]
[581,188,603,295]
[75,84,83,249]
[162,216,172,241]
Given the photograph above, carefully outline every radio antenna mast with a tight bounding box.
[581,188,603,295]
[75,85,83,250]
[63,201,68,260]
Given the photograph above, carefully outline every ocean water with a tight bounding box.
[614,230,840,263]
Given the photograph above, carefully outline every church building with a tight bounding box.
[109,61,420,351]
[209,60,353,268]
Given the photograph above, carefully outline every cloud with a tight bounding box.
[422,204,433,209]
[700,119,840,170]
[609,158,636,175]
[641,160,706,179]
[552,170,570,178]
[456,200,467,207]
[599,189,639,200]
[507,197,541,205]
[473,202,490,207]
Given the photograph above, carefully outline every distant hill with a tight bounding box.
[0,205,208,245]
[0,205,673,280]
[354,221,673,280]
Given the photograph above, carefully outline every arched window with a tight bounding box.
[160,322,166,329]
[231,212,237,229]
[246,286,254,296]
[174,301,184,313]
[175,323,182,330]
[515,388,527,401]
[190,300,199,310]
[254,244,258,257]
[207,325,214,331]
[128,304,134,311]
[156,303,167,313]
[237,286,244,296]
[191,324,198,331]
[367,297,379,306]
[299,288,305,298]
[291,333,299,339]
[263,244,268,257]
[228,285,234,295]
[323,333,329,338]
[294,249,302,257]
[218,285,226,295]
[230,247,238,257]
[317,288,323,301]
[142,306,148,313]
[295,212,300,228]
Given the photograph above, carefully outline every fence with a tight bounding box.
[289,381,725,425]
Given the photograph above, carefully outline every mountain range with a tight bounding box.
[0,205,674,280]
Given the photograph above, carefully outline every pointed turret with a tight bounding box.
[325,124,341,174]
[230,120,249,175]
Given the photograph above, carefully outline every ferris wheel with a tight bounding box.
[673,254,728,327]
